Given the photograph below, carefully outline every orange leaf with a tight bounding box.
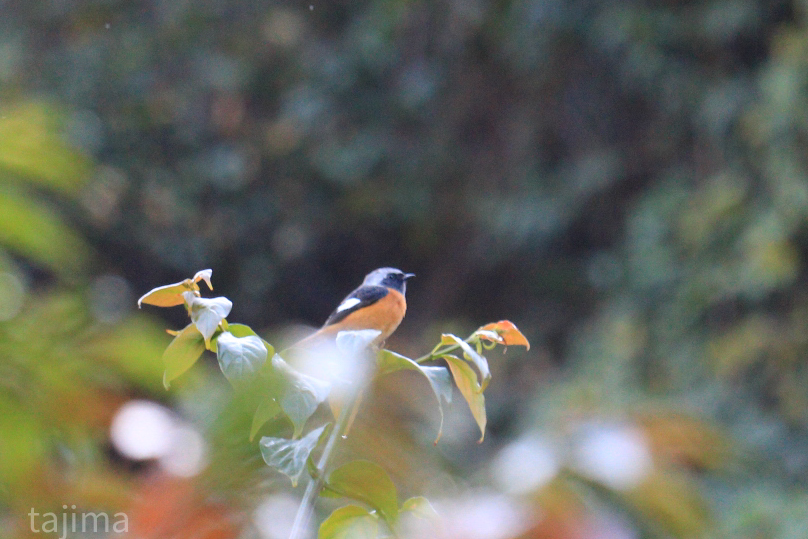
[478,320,530,350]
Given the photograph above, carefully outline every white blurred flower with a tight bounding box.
[403,492,533,539]
[571,422,652,491]
[159,425,208,477]
[253,494,301,539]
[293,330,378,397]
[491,433,559,495]
[109,400,208,477]
[110,400,174,460]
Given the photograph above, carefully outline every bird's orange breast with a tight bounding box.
[320,288,407,343]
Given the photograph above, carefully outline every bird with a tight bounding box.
[293,267,415,349]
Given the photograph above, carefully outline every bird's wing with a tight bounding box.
[323,285,389,327]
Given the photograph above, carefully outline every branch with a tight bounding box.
[288,390,363,539]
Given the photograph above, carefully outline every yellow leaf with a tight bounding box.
[443,354,486,442]
[440,333,491,390]
[137,279,197,308]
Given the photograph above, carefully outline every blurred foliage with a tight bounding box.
[0,100,174,536]
[0,103,93,277]
[2,0,808,537]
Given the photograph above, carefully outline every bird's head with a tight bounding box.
[363,267,415,295]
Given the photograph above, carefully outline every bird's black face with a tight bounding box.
[382,270,415,295]
[364,267,415,295]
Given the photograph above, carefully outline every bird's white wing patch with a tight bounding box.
[336,297,362,313]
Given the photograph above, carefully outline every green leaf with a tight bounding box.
[184,293,232,346]
[228,323,275,358]
[282,387,328,439]
[162,323,206,389]
[441,334,491,391]
[250,397,282,441]
[377,349,452,443]
[401,496,438,519]
[227,322,259,339]
[443,354,487,442]
[216,332,268,384]
[272,355,331,438]
[259,424,327,487]
[319,505,379,539]
[325,460,399,526]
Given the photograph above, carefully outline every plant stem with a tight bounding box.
[288,390,362,539]
[414,342,462,364]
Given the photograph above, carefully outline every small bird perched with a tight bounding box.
[295,267,415,348]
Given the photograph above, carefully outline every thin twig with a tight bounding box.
[414,342,462,364]
[288,390,363,539]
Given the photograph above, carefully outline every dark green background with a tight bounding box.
[2,0,808,537]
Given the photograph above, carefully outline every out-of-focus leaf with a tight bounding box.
[324,460,399,526]
[162,323,206,389]
[0,187,91,276]
[443,354,486,442]
[637,413,733,471]
[81,316,169,390]
[272,355,331,438]
[184,293,232,346]
[401,496,438,519]
[708,316,773,378]
[0,394,43,488]
[441,333,491,391]
[216,332,268,384]
[319,505,379,539]
[0,102,91,195]
[377,349,452,443]
[259,424,327,487]
[477,320,531,350]
[624,470,710,538]
[250,397,282,441]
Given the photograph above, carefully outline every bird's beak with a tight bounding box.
[403,273,415,280]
